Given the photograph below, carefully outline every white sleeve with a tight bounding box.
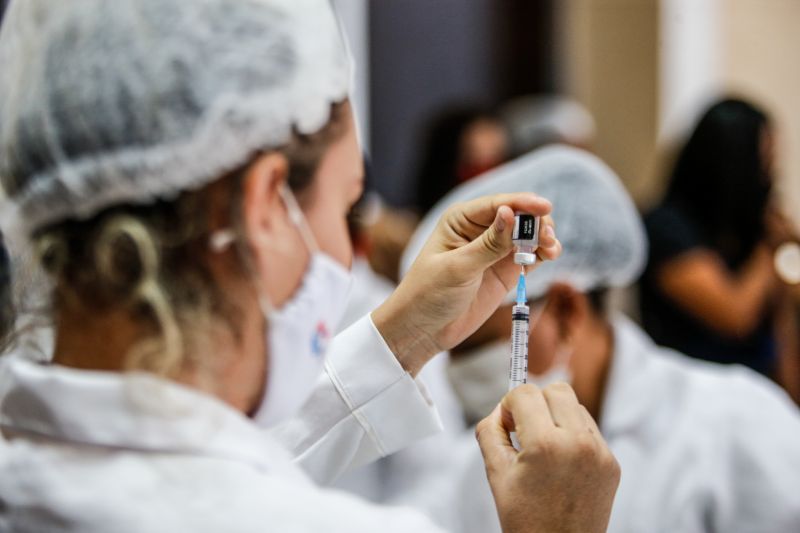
[266,314,443,485]
[714,374,800,533]
[221,472,450,533]
[295,483,450,533]
[178,454,450,533]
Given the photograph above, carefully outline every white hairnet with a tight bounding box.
[500,95,596,154]
[401,146,647,302]
[0,0,351,245]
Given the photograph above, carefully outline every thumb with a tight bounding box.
[457,205,515,274]
[475,403,516,478]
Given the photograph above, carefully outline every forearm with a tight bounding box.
[660,246,778,338]
[773,294,800,404]
[723,245,778,334]
[371,297,440,377]
[736,245,778,308]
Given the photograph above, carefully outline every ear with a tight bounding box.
[239,152,313,307]
[241,152,290,255]
[545,283,587,343]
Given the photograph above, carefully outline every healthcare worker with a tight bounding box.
[404,145,800,533]
[0,1,621,532]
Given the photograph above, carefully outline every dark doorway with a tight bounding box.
[369,0,555,207]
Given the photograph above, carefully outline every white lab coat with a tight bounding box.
[333,258,467,530]
[0,316,449,532]
[451,315,800,533]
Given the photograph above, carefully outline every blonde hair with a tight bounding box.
[34,188,219,377]
[18,101,350,378]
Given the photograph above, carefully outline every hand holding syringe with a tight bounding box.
[378,194,617,532]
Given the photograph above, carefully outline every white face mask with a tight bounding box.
[447,301,575,426]
[446,340,511,425]
[254,187,352,426]
[450,338,574,423]
[209,186,352,426]
[254,251,351,426]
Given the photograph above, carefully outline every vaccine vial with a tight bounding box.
[512,213,540,266]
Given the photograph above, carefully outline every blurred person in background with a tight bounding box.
[0,1,624,532]
[404,145,800,533]
[350,193,418,283]
[499,94,596,157]
[364,106,510,284]
[640,98,800,401]
[413,106,510,216]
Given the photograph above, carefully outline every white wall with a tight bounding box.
[555,0,660,206]
[658,0,723,144]
[658,0,800,221]
[723,0,800,224]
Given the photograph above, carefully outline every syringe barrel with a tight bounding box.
[508,304,530,391]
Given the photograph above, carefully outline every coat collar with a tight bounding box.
[0,356,304,481]
[600,314,681,444]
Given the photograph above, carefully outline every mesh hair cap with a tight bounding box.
[401,146,648,301]
[0,0,351,245]
[500,95,596,154]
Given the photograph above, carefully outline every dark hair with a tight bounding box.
[413,106,502,214]
[283,102,350,196]
[586,288,608,315]
[664,98,772,264]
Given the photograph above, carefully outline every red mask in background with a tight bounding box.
[456,160,503,184]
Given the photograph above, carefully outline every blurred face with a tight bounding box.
[455,287,578,375]
[523,284,588,377]
[246,102,364,308]
[227,101,363,414]
[301,106,365,269]
[456,118,509,182]
[527,299,565,375]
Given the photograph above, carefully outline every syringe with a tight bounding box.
[508,270,530,392]
[508,213,538,392]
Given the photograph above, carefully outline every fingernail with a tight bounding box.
[546,225,555,238]
[495,211,506,232]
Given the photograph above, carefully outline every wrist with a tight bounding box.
[371,299,439,376]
